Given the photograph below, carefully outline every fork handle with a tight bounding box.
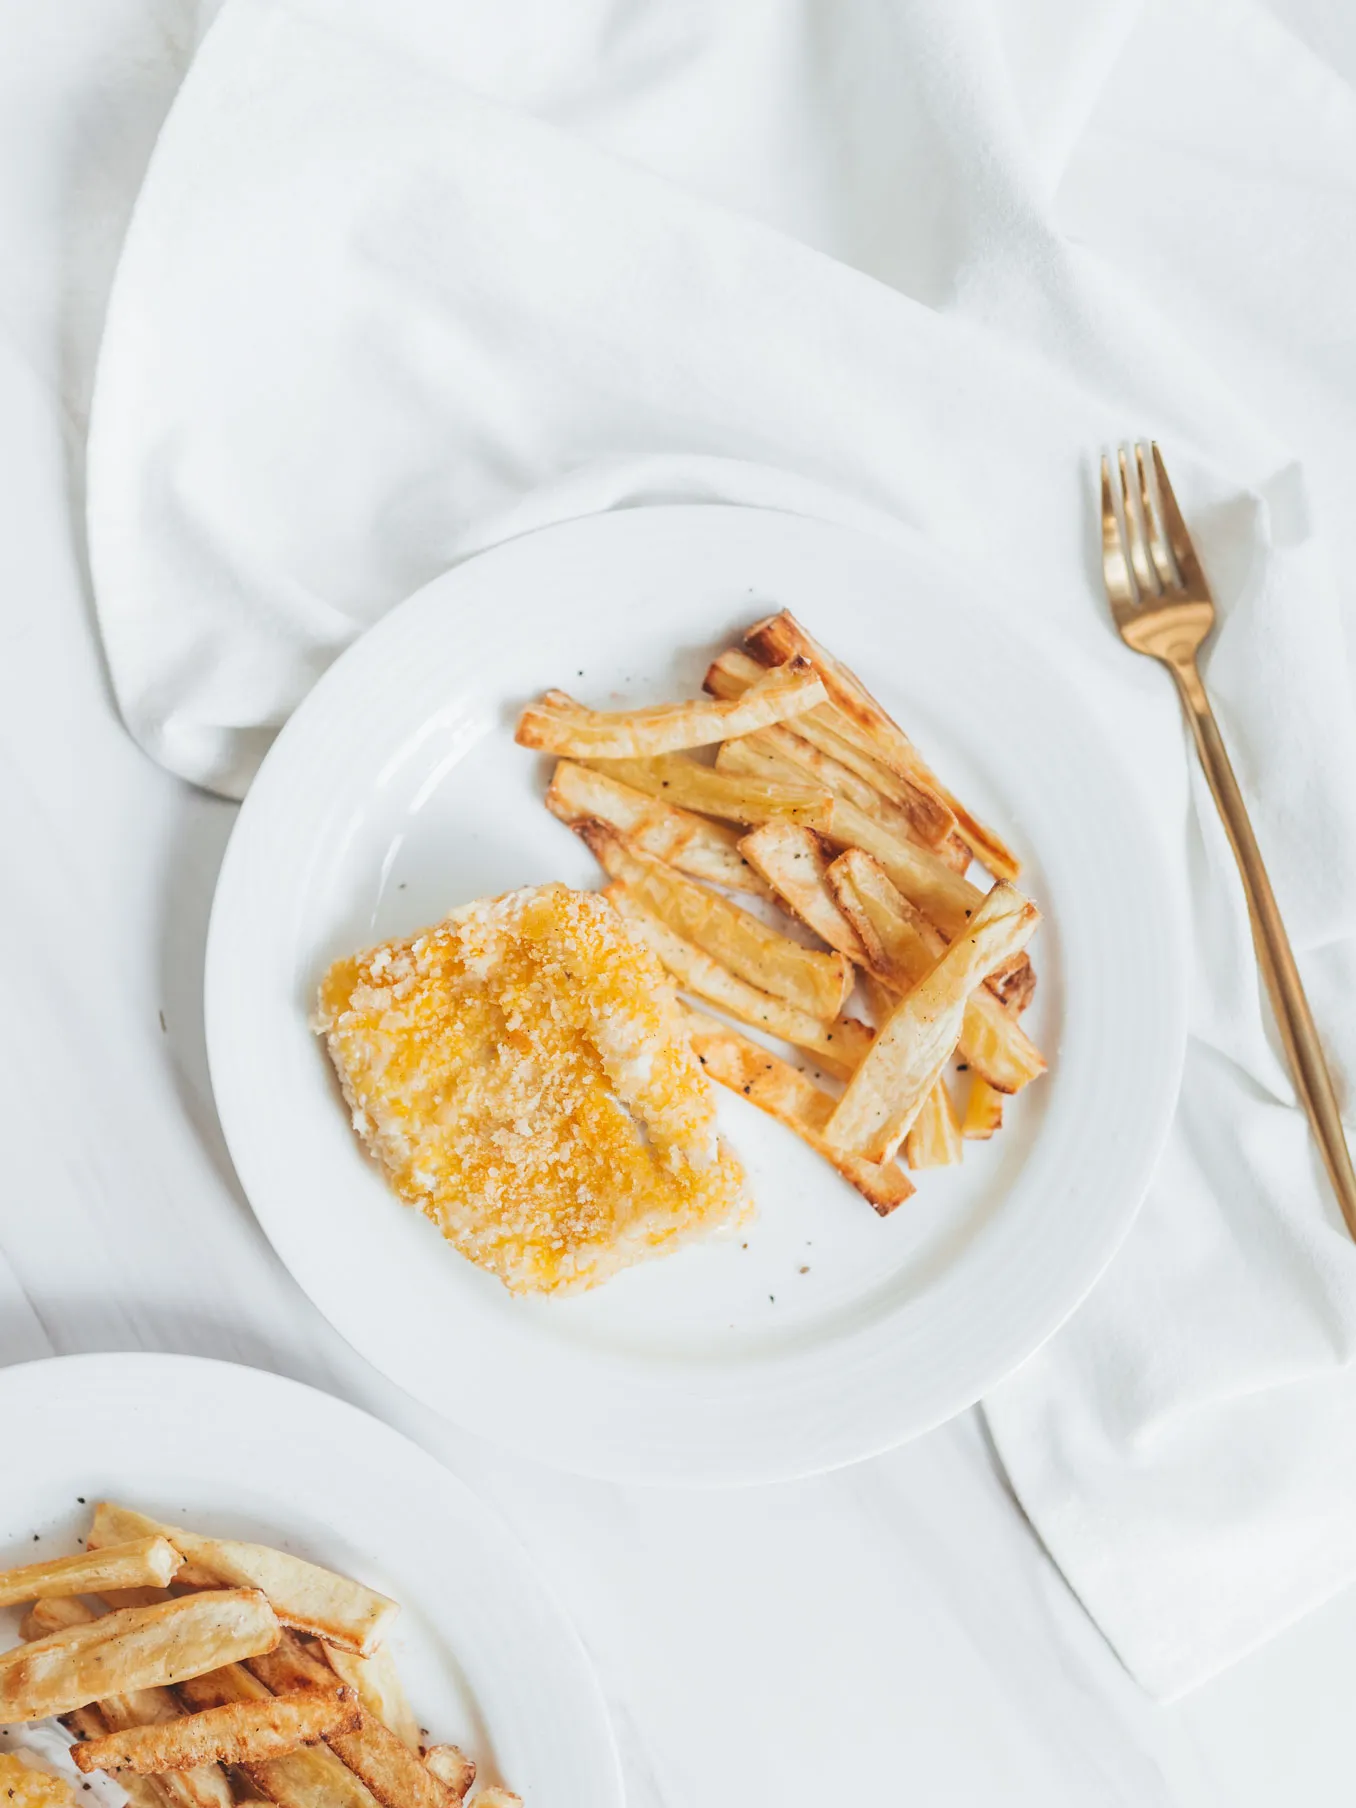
[1170,658,1356,1239]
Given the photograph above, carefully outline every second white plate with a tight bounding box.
[0,1353,620,1806]
[206,505,1185,1484]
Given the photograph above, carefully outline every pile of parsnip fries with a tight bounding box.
[0,1506,519,1808]
[518,610,1046,1213]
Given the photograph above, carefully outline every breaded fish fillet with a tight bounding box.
[315,884,748,1293]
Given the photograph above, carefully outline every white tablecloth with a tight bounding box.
[6,1,1356,1802]
[79,0,1356,1703]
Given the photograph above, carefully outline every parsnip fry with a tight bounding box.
[743,610,1020,878]
[826,847,941,990]
[248,1636,337,1694]
[707,655,949,855]
[963,1076,1005,1140]
[422,1749,475,1801]
[545,761,771,896]
[749,723,937,856]
[20,1597,97,1641]
[329,1714,463,1808]
[826,849,1045,1093]
[736,821,868,963]
[247,1637,463,1808]
[579,824,851,1019]
[582,752,833,829]
[0,1539,182,1609]
[88,1504,397,1657]
[830,796,998,946]
[956,990,1044,1092]
[606,886,872,1079]
[804,763,1033,1009]
[0,1590,281,1724]
[904,1083,963,1169]
[73,1691,360,1776]
[63,1708,107,1742]
[717,734,985,935]
[743,614,939,791]
[177,1667,378,1808]
[515,659,826,757]
[468,1792,522,1808]
[683,1009,913,1214]
[22,1600,233,1808]
[324,1646,420,1753]
[100,1587,177,1613]
[723,727,1032,1007]
[704,647,956,846]
[826,884,1040,1163]
[179,1663,275,1710]
[989,953,1037,1014]
[857,971,898,1032]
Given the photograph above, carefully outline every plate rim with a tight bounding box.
[0,1349,624,1807]
[204,501,1188,1485]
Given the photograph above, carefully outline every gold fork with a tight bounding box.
[1102,442,1356,1241]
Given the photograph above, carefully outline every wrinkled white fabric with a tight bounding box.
[85,0,1356,1695]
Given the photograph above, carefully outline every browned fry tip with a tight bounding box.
[423,1747,476,1800]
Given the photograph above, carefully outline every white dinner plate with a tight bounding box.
[206,505,1185,1485]
[0,1353,620,1807]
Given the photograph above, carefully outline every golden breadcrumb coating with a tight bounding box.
[315,884,748,1293]
[0,1755,76,1807]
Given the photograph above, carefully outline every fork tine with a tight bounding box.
[1149,443,1206,591]
[1100,453,1137,615]
[1135,443,1178,591]
[1118,445,1159,597]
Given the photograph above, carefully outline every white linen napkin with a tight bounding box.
[84,0,1356,1696]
